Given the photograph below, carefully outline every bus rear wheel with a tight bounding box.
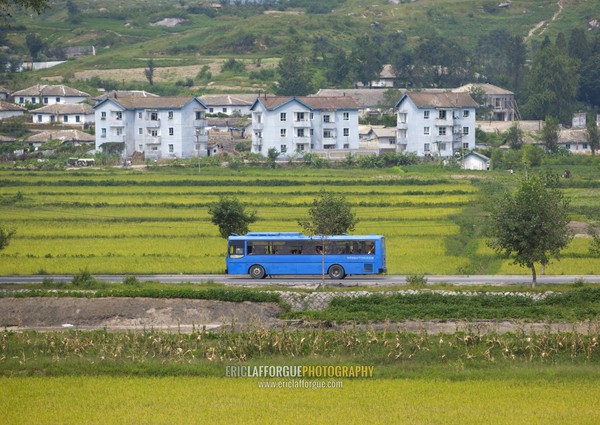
[249,265,265,279]
[328,265,345,279]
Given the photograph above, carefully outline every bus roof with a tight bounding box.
[229,233,383,241]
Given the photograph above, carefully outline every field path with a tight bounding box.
[525,0,565,42]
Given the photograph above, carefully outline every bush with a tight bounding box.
[123,275,141,286]
[72,269,96,288]
[406,274,427,287]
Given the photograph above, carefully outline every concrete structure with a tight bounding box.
[93,96,208,160]
[460,151,490,170]
[250,96,360,158]
[12,84,90,106]
[453,83,515,121]
[396,92,478,157]
[32,103,94,127]
[25,129,95,149]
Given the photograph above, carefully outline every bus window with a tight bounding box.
[366,242,375,254]
[229,241,244,258]
[248,241,268,255]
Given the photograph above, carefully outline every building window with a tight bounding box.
[138,112,142,119]
[195,111,204,120]
[463,110,469,118]
[150,112,158,121]
[439,110,446,119]
[169,128,174,136]
[43,97,49,104]
[19,97,24,103]
[343,128,349,137]
[424,127,430,135]
[280,129,287,137]
[281,145,287,153]
[169,144,174,153]
[116,128,123,136]
[63,115,68,123]
[424,110,430,119]
[280,112,286,121]
[37,115,42,123]
[439,127,447,136]
[31,97,36,104]
[463,143,469,150]
[150,129,158,137]
[398,113,407,124]
[463,127,469,135]
[495,98,501,107]
[296,112,305,121]
[101,128,106,138]
[424,143,430,152]
[75,116,80,123]
[138,128,143,135]
[50,116,55,123]
[324,130,333,138]
[297,128,305,137]
[343,143,349,149]
[209,108,214,113]
[138,145,143,151]
[440,142,447,151]
[55,97,60,103]
[168,111,174,119]
[116,111,122,120]
[323,115,331,123]
[101,112,106,120]
[343,112,349,120]
[222,108,227,113]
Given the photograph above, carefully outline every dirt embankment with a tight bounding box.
[1,297,595,335]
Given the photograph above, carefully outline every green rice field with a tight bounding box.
[1,376,599,425]
[1,166,600,276]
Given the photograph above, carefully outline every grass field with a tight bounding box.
[1,376,599,425]
[1,165,600,276]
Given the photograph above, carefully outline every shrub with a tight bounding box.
[123,275,141,286]
[72,269,96,288]
[406,274,427,287]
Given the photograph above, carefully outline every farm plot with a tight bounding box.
[1,167,598,276]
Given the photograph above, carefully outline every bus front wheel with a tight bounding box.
[249,265,266,279]
[328,265,345,279]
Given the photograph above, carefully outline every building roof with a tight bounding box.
[380,64,396,80]
[0,100,26,112]
[200,94,257,107]
[371,127,397,138]
[33,103,94,115]
[12,84,90,98]
[253,95,359,111]
[91,90,160,103]
[26,129,95,143]
[313,89,392,109]
[398,92,479,108]
[94,96,207,110]
[0,135,17,143]
[559,128,587,143]
[460,151,490,162]
[453,83,514,96]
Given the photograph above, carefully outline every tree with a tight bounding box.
[505,35,526,92]
[522,45,578,124]
[349,35,384,87]
[586,114,600,155]
[275,49,312,96]
[540,115,560,153]
[0,224,15,251]
[144,59,155,85]
[1,0,48,17]
[487,174,571,286]
[504,123,523,149]
[578,54,600,108]
[298,190,358,286]
[25,33,44,60]
[208,196,257,239]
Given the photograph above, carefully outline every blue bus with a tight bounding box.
[226,232,386,279]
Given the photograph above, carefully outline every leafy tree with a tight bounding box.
[349,35,383,87]
[487,174,571,286]
[586,114,600,155]
[221,58,245,74]
[1,0,48,17]
[208,196,257,239]
[0,224,15,251]
[144,59,155,85]
[522,45,578,124]
[25,33,44,60]
[539,115,560,153]
[325,50,350,87]
[275,49,312,96]
[568,28,590,63]
[578,54,600,108]
[266,147,279,167]
[554,32,567,53]
[298,190,358,285]
[505,35,526,93]
[504,123,523,149]
[66,0,81,24]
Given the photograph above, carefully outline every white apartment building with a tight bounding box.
[94,96,208,160]
[33,103,94,127]
[396,92,478,157]
[250,96,360,157]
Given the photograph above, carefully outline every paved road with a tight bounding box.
[1,274,599,287]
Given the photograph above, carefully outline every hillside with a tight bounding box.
[2,0,599,93]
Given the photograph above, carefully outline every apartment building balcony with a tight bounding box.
[434,118,454,126]
[292,136,311,145]
[253,122,264,131]
[145,136,161,145]
[397,122,408,130]
[293,119,310,128]
[194,119,208,127]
